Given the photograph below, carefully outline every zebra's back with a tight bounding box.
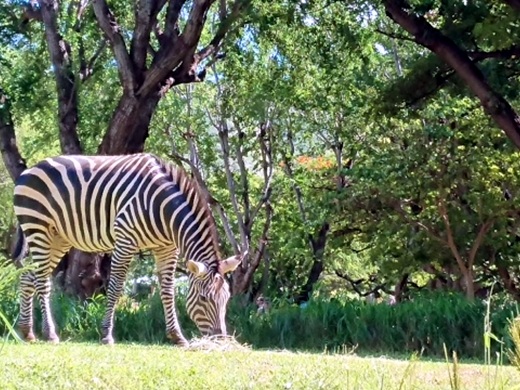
[13,153,169,253]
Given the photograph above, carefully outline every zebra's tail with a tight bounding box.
[12,225,28,268]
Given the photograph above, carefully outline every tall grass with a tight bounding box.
[0,259,24,342]
[234,293,518,359]
[1,286,518,360]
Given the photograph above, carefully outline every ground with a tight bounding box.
[0,342,519,389]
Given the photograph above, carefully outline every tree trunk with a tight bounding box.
[296,222,330,304]
[0,90,27,181]
[97,91,162,155]
[462,268,475,301]
[394,273,409,303]
[39,0,82,155]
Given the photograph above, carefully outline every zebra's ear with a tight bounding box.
[220,256,241,274]
[187,260,208,276]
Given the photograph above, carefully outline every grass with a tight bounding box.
[0,342,519,390]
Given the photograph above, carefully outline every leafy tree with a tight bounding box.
[0,0,250,297]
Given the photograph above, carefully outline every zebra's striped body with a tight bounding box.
[13,153,241,345]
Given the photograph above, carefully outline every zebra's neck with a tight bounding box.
[160,182,219,268]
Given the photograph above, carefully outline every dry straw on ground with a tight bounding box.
[186,335,251,352]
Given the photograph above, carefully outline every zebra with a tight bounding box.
[12,153,242,346]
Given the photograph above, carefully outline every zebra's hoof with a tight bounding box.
[43,330,60,344]
[24,333,37,343]
[176,339,189,348]
[167,333,189,348]
[101,336,115,346]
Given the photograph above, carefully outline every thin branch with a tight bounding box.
[375,28,416,43]
[242,202,272,289]
[335,271,392,297]
[212,63,250,260]
[437,195,468,274]
[233,121,251,228]
[282,125,308,224]
[168,147,240,255]
[92,0,137,92]
[468,219,495,269]
[393,200,446,244]
[249,121,274,225]
[80,41,107,82]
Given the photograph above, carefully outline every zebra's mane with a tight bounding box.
[154,155,222,271]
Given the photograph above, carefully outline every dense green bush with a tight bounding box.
[1,286,517,360]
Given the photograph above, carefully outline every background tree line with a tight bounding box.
[2,0,520,304]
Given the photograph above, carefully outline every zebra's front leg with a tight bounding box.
[18,271,36,342]
[100,247,133,345]
[153,247,188,347]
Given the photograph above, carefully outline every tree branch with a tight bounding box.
[21,2,42,23]
[242,202,272,291]
[233,121,251,229]
[163,0,186,42]
[383,0,520,150]
[468,45,520,62]
[468,219,495,270]
[249,121,274,226]
[335,271,392,297]
[437,195,468,274]
[137,0,246,97]
[92,0,137,92]
[80,41,107,82]
[167,128,240,255]
[282,126,308,224]
[0,91,27,180]
[218,119,250,259]
[393,199,446,244]
[211,64,250,261]
[131,0,168,73]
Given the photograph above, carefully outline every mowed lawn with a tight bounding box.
[0,342,519,390]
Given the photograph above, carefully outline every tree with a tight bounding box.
[0,0,249,298]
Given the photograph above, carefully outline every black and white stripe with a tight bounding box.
[12,153,241,345]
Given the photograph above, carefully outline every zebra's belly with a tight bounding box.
[53,226,116,253]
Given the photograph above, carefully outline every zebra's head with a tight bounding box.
[186,255,241,336]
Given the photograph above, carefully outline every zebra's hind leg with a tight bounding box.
[18,271,36,342]
[100,244,134,345]
[153,247,188,347]
[32,235,71,343]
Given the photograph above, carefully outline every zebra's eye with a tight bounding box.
[199,294,208,302]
